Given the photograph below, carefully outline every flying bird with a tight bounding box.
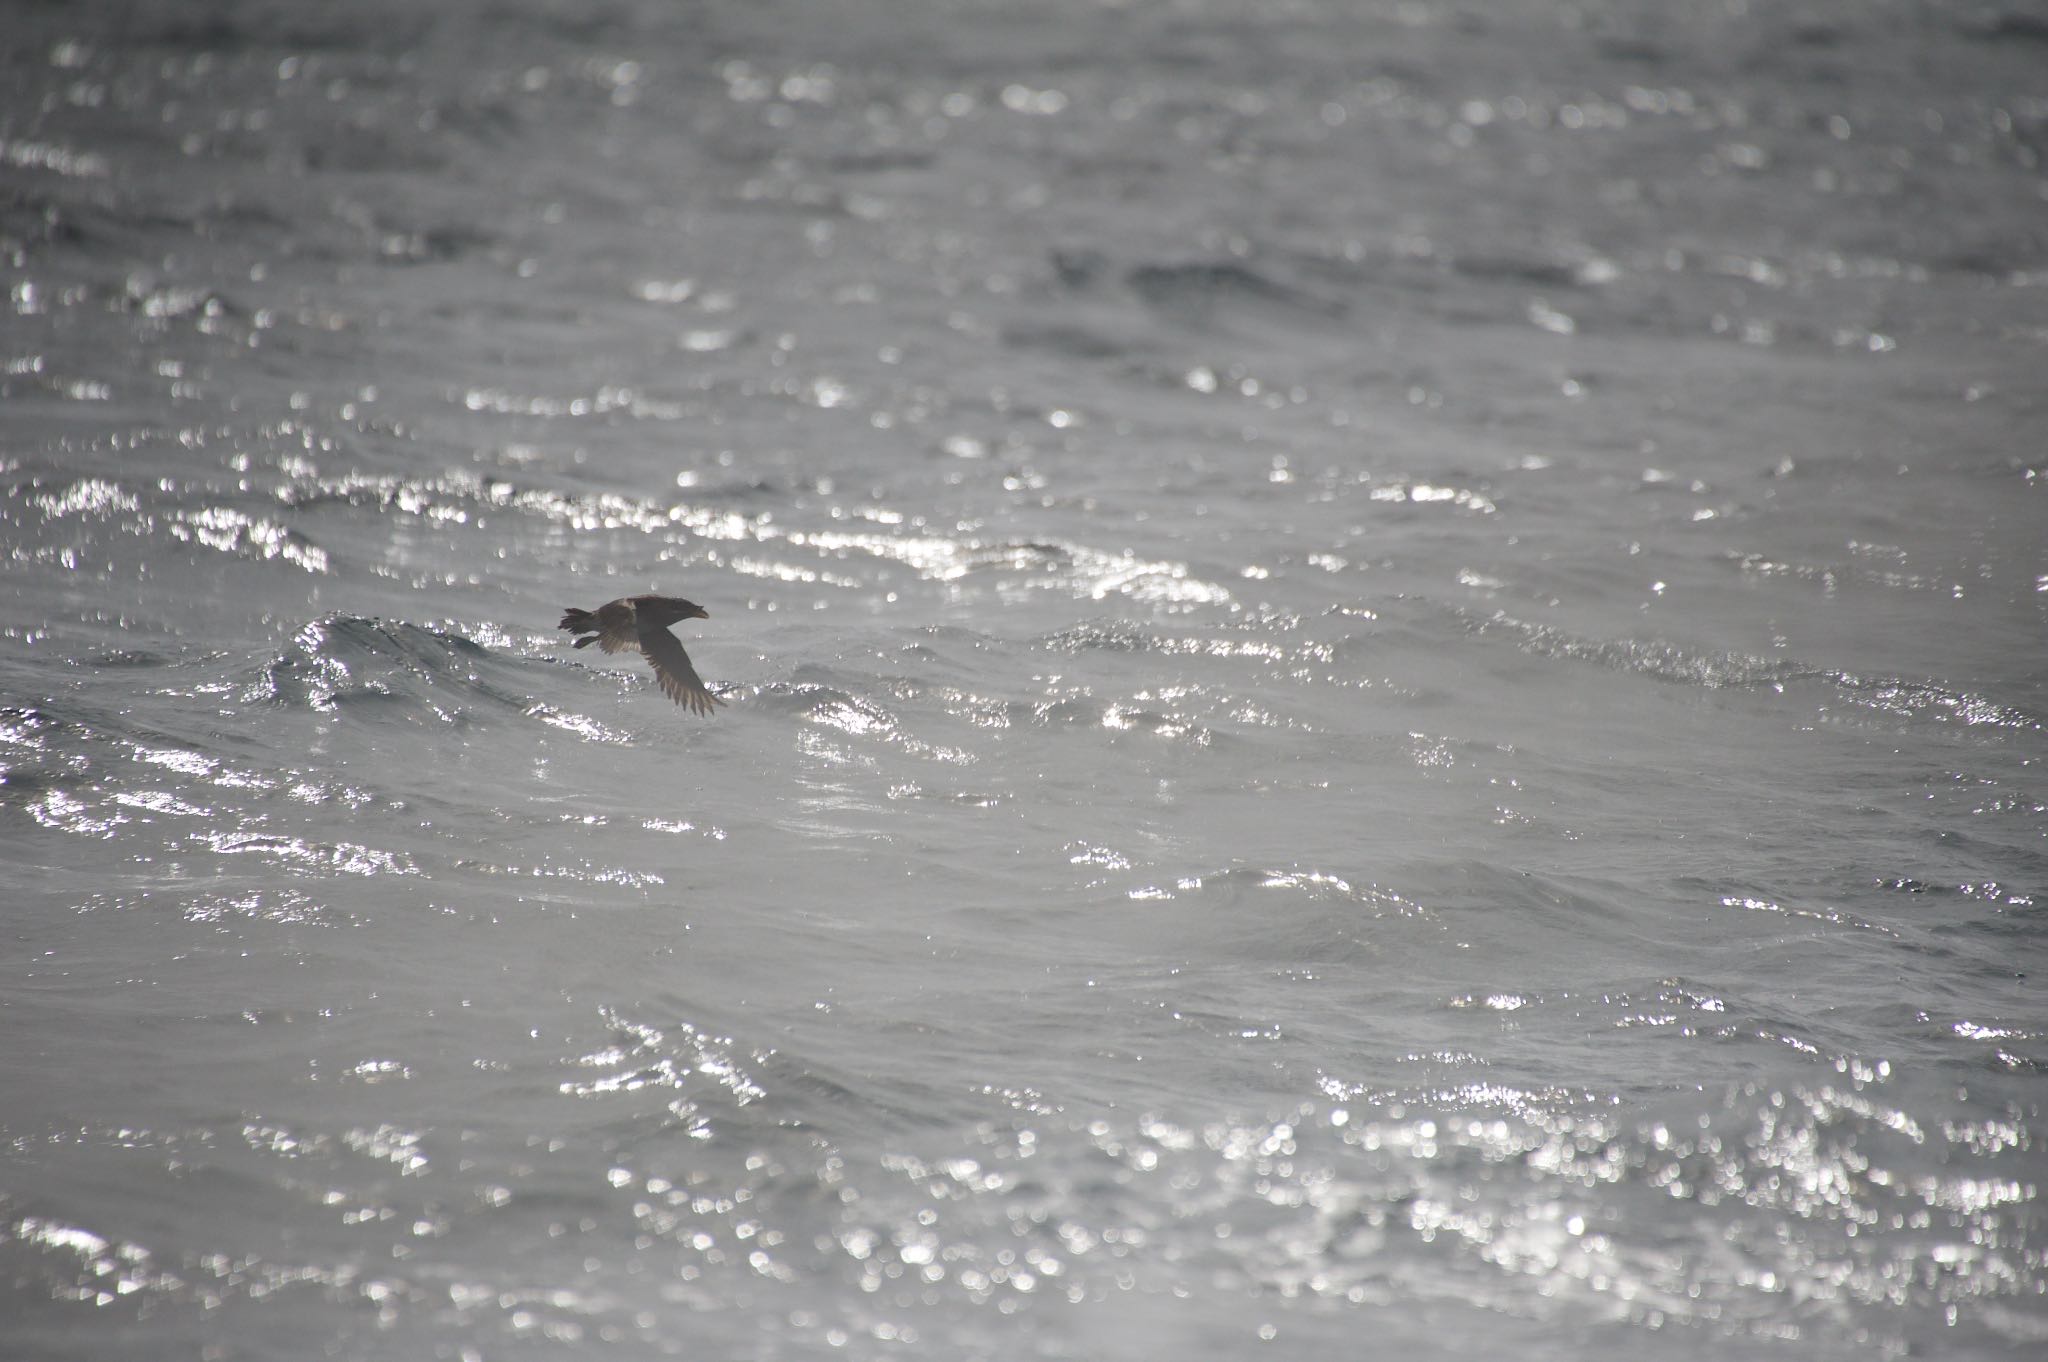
[559,594,723,715]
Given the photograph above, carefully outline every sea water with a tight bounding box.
[2,1,2043,1357]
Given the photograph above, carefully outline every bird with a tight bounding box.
[558,595,723,715]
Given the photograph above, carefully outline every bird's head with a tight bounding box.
[651,596,709,622]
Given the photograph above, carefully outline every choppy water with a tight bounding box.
[4,1,2045,1357]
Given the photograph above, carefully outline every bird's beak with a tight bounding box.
[692,606,710,619]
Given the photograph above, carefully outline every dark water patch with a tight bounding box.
[1966,11,2048,44]
[0,765,66,802]
[1432,861,1645,936]
[1934,243,2042,279]
[1126,259,1348,323]
[1591,36,1670,64]
[0,187,102,255]
[1000,320,1131,360]
[964,539,1071,573]
[0,705,78,805]
[369,219,499,266]
[883,629,1014,696]
[1789,21,1849,49]
[1449,254,1584,289]
[297,125,453,177]
[1050,246,1109,288]
[73,648,180,669]
[822,147,939,175]
[1048,246,1349,325]
[111,3,436,57]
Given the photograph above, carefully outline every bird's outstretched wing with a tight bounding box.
[640,626,723,715]
[592,603,641,655]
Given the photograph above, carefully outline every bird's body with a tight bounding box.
[559,594,722,715]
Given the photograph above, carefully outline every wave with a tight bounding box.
[248,614,533,718]
[1470,610,2041,730]
[1046,247,1349,326]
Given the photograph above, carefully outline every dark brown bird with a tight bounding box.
[559,595,723,716]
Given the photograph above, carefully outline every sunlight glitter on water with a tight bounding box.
[2,2,2043,1358]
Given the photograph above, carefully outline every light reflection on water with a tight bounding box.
[3,0,2045,1357]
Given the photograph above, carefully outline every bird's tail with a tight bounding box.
[559,607,598,641]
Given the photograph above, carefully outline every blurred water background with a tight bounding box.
[3,1,2045,1357]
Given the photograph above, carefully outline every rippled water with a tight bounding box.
[4,1,2045,1357]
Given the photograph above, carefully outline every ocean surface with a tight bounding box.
[3,1,2044,1357]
